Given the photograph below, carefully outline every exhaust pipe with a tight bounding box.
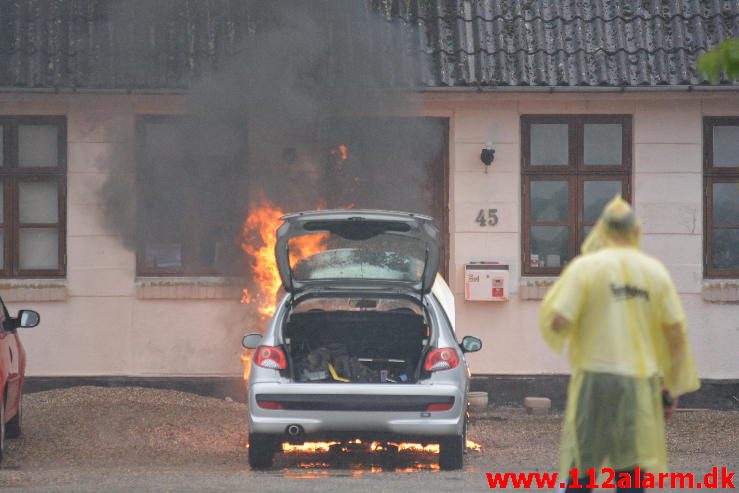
[286,424,303,437]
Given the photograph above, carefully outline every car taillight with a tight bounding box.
[254,345,287,370]
[257,400,284,410]
[424,347,460,372]
[427,402,454,411]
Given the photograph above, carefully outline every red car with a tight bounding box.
[0,301,40,462]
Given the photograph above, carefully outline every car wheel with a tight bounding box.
[248,433,278,469]
[438,434,464,470]
[5,396,21,439]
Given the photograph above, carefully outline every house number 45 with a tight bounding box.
[476,208,499,227]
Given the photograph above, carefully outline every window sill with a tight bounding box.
[136,277,244,300]
[0,280,68,302]
[519,277,557,300]
[702,280,739,303]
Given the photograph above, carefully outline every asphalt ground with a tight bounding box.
[0,387,737,492]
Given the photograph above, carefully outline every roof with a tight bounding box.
[0,0,737,91]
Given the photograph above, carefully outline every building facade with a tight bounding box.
[0,1,736,401]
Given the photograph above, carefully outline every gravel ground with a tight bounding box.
[0,386,737,492]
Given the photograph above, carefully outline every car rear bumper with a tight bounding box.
[248,382,465,438]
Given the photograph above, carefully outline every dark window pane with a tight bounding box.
[19,182,58,224]
[144,242,182,269]
[713,182,739,225]
[0,184,3,221]
[531,180,568,222]
[584,124,622,165]
[19,228,59,269]
[530,124,568,165]
[19,125,58,167]
[712,229,739,270]
[584,180,622,223]
[0,127,4,167]
[530,226,569,268]
[713,126,739,167]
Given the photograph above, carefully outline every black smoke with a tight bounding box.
[100,0,446,276]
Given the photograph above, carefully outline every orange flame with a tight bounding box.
[331,144,349,170]
[331,144,349,160]
[240,200,329,319]
[281,439,482,454]
[465,439,482,451]
[240,202,286,319]
[240,351,252,380]
[239,199,329,380]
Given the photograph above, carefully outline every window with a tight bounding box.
[136,116,244,276]
[0,117,66,277]
[521,115,632,275]
[704,117,739,278]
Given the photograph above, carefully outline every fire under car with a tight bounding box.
[242,210,482,470]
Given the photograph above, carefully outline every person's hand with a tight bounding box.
[663,392,678,420]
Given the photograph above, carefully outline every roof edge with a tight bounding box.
[419,85,739,93]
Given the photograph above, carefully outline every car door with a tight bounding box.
[0,299,20,413]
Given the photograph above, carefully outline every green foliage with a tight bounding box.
[698,38,739,82]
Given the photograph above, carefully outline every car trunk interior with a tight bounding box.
[284,308,430,384]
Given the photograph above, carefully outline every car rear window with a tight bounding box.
[291,297,422,314]
[288,232,426,284]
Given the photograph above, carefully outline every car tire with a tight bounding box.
[248,433,278,469]
[438,434,464,470]
[5,396,21,439]
[0,396,5,463]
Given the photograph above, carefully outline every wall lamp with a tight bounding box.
[480,142,495,173]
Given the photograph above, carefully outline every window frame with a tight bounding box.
[521,114,632,276]
[0,116,67,278]
[703,116,739,278]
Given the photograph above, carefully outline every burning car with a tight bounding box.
[241,210,481,470]
[0,300,40,463]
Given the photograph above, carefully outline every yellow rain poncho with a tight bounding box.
[540,197,699,476]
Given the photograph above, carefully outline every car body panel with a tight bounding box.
[245,210,479,468]
[246,289,471,441]
[0,300,26,425]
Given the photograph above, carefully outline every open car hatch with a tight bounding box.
[275,210,441,295]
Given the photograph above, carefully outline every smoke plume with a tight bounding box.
[100,0,446,277]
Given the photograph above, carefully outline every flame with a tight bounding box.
[331,144,349,170]
[283,441,340,453]
[240,199,328,319]
[239,199,329,380]
[465,439,482,451]
[281,439,482,454]
[336,144,349,160]
[240,351,252,380]
[240,202,286,319]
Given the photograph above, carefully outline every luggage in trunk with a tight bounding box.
[284,310,429,384]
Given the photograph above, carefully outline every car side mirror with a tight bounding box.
[460,335,482,353]
[18,309,40,328]
[242,333,262,349]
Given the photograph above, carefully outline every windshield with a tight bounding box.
[288,232,426,283]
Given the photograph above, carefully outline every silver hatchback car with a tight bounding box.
[242,210,482,470]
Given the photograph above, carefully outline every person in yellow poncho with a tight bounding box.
[540,196,699,492]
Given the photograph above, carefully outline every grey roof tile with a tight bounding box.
[0,0,736,90]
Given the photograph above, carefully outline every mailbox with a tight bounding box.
[464,262,509,302]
